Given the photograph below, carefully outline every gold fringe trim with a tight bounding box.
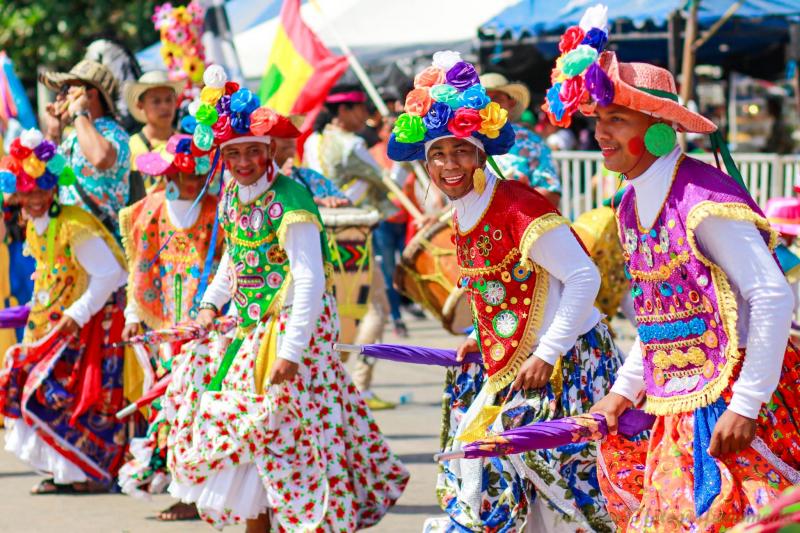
[275,210,324,248]
[645,201,776,415]
[518,214,570,266]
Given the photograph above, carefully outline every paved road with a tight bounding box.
[0,315,635,532]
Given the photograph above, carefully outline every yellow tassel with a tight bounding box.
[473,167,487,194]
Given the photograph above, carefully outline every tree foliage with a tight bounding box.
[0,0,176,90]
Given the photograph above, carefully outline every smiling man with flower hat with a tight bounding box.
[389,50,621,532]
[161,65,408,532]
[115,132,223,521]
[537,4,800,530]
[0,128,130,495]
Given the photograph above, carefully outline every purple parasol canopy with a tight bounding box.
[436,409,655,461]
[0,304,30,329]
[337,343,483,367]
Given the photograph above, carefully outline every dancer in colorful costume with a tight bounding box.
[0,128,130,493]
[163,66,408,531]
[540,5,800,530]
[388,51,620,532]
[116,133,223,521]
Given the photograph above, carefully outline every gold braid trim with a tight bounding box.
[646,201,777,415]
[483,216,561,394]
[518,213,571,266]
[275,210,324,247]
[459,247,520,276]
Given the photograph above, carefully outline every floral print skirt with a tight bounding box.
[599,343,800,532]
[431,322,621,532]
[163,294,409,530]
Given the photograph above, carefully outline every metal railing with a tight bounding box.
[552,151,800,220]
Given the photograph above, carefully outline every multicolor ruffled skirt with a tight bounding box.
[599,344,800,532]
[429,322,622,532]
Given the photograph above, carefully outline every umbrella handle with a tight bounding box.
[434,450,465,462]
[333,343,363,353]
[115,403,139,420]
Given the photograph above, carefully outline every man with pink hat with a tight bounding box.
[160,66,408,531]
[544,4,800,530]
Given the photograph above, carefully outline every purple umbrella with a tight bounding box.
[0,304,30,329]
[334,343,483,367]
[435,409,655,461]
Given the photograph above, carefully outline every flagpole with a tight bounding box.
[308,0,432,194]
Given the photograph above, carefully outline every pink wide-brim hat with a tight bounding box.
[765,196,800,236]
[581,51,717,135]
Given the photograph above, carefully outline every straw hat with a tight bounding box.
[765,197,800,236]
[581,52,717,134]
[479,73,530,122]
[123,71,184,124]
[40,60,119,115]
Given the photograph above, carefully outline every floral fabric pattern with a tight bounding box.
[59,117,131,235]
[290,167,347,200]
[434,323,621,532]
[163,294,409,530]
[495,123,561,194]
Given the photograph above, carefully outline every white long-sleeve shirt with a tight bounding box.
[610,147,793,419]
[458,170,602,365]
[200,173,325,364]
[31,215,127,328]
[124,198,202,325]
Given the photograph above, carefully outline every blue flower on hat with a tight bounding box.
[422,102,452,135]
[231,112,251,134]
[0,171,16,194]
[581,28,608,51]
[458,85,491,110]
[181,115,197,134]
[547,83,566,121]
[36,170,58,190]
[230,89,260,114]
[176,138,193,154]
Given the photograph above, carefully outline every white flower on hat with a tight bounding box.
[19,128,44,149]
[579,4,609,32]
[432,51,462,71]
[187,98,202,117]
[203,65,227,89]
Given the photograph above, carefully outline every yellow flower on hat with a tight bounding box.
[200,86,224,106]
[173,6,192,24]
[478,102,508,139]
[22,154,45,178]
[183,56,205,83]
[161,41,183,65]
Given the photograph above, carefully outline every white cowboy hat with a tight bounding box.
[479,73,531,122]
[123,71,183,124]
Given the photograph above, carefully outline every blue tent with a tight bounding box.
[479,1,800,78]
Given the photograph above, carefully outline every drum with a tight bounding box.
[572,206,628,318]
[320,207,381,344]
[395,219,473,335]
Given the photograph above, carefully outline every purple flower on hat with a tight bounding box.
[585,63,614,107]
[216,94,231,114]
[458,85,491,110]
[36,170,58,190]
[445,61,480,92]
[176,138,193,154]
[581,28,608,52]
[231,112,251,134]
[422,102,453,133]
[33,140,57,162]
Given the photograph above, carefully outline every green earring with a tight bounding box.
[644,123,677,157]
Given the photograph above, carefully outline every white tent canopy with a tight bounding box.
[139,0,519,80]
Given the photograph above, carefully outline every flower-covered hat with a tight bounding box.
[0,129,76,194]
[135,133,215,177]
[179,65,301,150]
[543,4,716,134]
[154,1,206,85]
[387,51,515,162]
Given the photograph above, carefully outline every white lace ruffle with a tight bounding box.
[4,419,88,484]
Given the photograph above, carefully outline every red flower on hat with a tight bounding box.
[9,139,31,161]
[212,114,234,142]
[173,153,195,174]
[559,76,588,114]
[17,171,36,192]
[448,108,482,138]
[250,107,278,136]
[559,26,586,54]
[224,81,240,95]
[0,155,21,177]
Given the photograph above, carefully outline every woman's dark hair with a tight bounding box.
[324,83,366,117]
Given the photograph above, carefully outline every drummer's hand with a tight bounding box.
[413,214,438,230]
[590,392,633,435]
[456,337,479,362]
[512,355,553,391]
[122,322,142,342]
[270,358,299,385]
[316,196,350,208]
[196,308,217,329]
[53,315,80,338]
